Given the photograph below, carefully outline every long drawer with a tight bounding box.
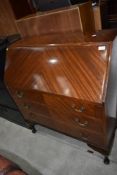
[24,111,106,148]
[7,88,106,147]
[8,88,105,134]
[9,88,104,120]
[8,88,45,105]
[16,100,51,118]
[15,97,104,134]
[43,94,103,120]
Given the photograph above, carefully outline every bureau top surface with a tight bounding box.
[5,35,112,104]
[9,29,117,47]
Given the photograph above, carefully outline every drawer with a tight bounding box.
[12,92,104,133]
[24,112,105,147]
[15,99,51,119]
[66,114,103,133]
[20,100,103,133]
[45,108,103,133]
[8,88,45,105]
[78,130,105,147]
[43,94,96,118]
[9,88,96,118]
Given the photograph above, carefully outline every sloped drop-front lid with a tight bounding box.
[5,39,112,104]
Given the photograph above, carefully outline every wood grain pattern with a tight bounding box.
[5,43,111,103]
[4,31,117,154]
[93,5,102,30]
[9,29,117,46]
[16,2,95,37]
[10,90,106,147]
[0,0,18,36]
[25,110,106,147]
[26,112,106,147]
[78,1,95,34]
[12,97,104,133]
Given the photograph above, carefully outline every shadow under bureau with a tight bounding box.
[0,35,26,127]
[4,31,117,164]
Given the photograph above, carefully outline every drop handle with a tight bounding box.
[72,105,85,113]
[23,104,30,109]
[78,121,88,127]
[16,91,24,98]
[74,118,88,127]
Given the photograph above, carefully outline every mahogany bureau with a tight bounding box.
[4,30,117,164]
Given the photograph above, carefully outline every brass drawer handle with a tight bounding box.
[72,105,85,113]
[16,91,24,98]
[74,118,88,127]
[78,121,88,127]
[23,104,30,109]
[74,107,85,113]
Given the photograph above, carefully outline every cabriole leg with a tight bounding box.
[104,156,110,165]
[32,125,37,133]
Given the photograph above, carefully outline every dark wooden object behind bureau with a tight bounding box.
[16,2,95,37]
[4,30,117,163]
[0,0,18,36]
[9,0,36,19]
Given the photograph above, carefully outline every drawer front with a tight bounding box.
[8,88,104,133]
[44,94,96,117]
[9,88,96,118]
[8,88,45,106]
[50,110,104,133]
[7,88,52,122]
[19,100,103,134]
[24,112,105,147]
[14,99,51,119]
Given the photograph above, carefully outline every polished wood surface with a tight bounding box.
[0,0,18,36]
[9,29,117,46]
[16,2,95,37]
[4,31,117,156]
[11,96,104,135]
[5,42,111,103]
[79,1,95,34]
[93,6,102,30]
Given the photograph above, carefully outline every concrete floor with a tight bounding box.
[0,117,117,175]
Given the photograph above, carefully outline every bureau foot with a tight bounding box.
[87,143,111,164]
[104,156,110,165]
[31,125,37,133]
